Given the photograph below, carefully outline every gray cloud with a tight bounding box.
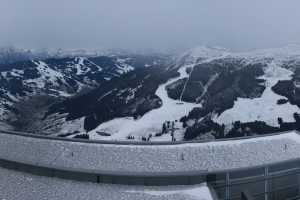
[1,0,300,52]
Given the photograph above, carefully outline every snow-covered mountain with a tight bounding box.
[3,45,300,141]
[0,46,105,64]
[0,46,150,64]
[0,53,167,132]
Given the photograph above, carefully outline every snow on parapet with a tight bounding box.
[1,130,300,174]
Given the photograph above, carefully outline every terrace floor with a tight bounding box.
[0,166,214,200]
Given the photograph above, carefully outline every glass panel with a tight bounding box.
[230,178,265,199]
[207,173,226,185]
[268,173,300,200]
[214,187,226,200]
[230,167,264,181]
[206,173,226,199]
[189,175,206,184]
[229,168,265,198]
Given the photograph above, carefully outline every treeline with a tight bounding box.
[183,113,300,140]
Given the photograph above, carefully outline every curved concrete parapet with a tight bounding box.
[1,130,300,176]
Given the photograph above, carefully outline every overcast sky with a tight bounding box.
[1,0,300,52]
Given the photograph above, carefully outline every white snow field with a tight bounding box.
[75,57,89,75]
[0,166,213,200]
[213,61,300,127]
[24,61,66,89]
[88,48,230,141]
[60,117,85,135]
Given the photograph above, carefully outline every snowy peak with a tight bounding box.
[186,46,229,59]
[234,44,300,65]
[178,45,300,67]
[245,44,300,58]
[178,46,230,64]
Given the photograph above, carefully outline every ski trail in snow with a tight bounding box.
[85,58,103,71]
[179,65,195,102]
[197,73,219,101]
[88,55,228,141]
[179,53,229,102]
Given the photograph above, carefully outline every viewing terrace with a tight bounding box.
[1,130,300,199]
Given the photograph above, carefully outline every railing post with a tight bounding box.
[265,166,269,200]
[226,172,230,200]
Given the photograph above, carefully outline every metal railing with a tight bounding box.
[210,161,300,200]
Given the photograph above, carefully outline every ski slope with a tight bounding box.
[88,64,200,140]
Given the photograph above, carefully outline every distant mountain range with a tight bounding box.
[2,45,300,141]
[0,46,167,64]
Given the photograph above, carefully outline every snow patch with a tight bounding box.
[5,92,19,102]
[86,58,103,72]
[126,183,213,200]
[116,58,134,74]
[24,61,67,89]
[10,69,24,77]
[60,117,85,135]
[213,61,300,127]
[75,57,89,75]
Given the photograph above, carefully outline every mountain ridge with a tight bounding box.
[2,45,300,141]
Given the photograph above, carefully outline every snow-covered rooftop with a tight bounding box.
[1,130,300,175]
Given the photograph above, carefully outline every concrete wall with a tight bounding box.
[1,130,300,176]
